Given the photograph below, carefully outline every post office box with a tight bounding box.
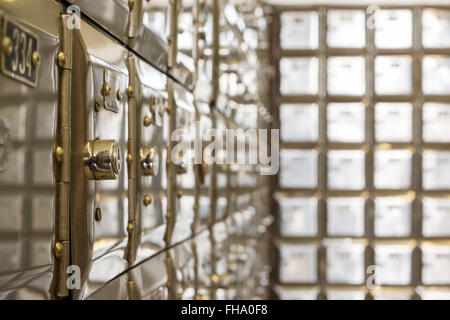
[171,240,196,299]
[0,0,62,299]
[280,104,318,142]
[374,150,412,190]
[422,9,450,49]
[131,54,169,262]
[422,198,450,237]
[328,57,365,96]
[279,244,317,284]
[68,0,195,88]
[423,150,450,190]
[423,103,450,143]
[423,56,450,95]
[328,150,365,190]
[326,289,366,300]
[327,198,365,237]
[275,286,319,300]
[374,9,413,48]
[167,81,196,244]
[279,149,318,189]
[421,289,450,300]
[374,197,412,237]
[278,197,318,237]
[280,57,319,95]
[375,103,412,143]
[71,19,130,299]
[375,56,412,95]
[87,246,168,300]
[67,0,167,70]
[327,10,365,48]
[374,245,412,285]
[280,11,318,49]
[327,103,365,143]
[326,242,365,284]
[422,245,450,285]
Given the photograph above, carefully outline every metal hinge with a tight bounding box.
[167,0,179,70]
[127,0,142,39]
[125,54,138,264]
[165,253,177,300]
[51,13,73,299]
[164,81,177,247]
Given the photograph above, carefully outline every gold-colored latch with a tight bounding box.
[140,146,159,176]
[82,139,121,180]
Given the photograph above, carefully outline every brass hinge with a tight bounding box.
[125,54,138,264]
[164,81,177,247]
[127,0,142,39]
[127,271,138,300]
[167,0,179,70]
[51,13,73,299]
[165,253,177,300]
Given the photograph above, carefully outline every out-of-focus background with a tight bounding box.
[270,0,450,300]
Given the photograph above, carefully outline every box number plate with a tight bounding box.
[1,17,39,87]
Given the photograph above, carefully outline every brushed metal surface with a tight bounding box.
[0,0,62,300]
[71,20,129,299]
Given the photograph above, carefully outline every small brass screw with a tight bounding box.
[54,242,63,259]
[2,36,12,56]
[56,51,66,68]
[127,222,134,234]
[54,146,64,162]
[143,194,152,206]
[95,208,102,222]
[143,115,152,127]
[127,86,134,98]
[177,190,183,198]
[127,153,133,165]
[116,89,123,101]
[32,51,40,68]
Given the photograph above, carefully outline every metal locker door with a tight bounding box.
[166,80,196,246]
[132,53,168,261]
[87,247,168,300]
[67,0,194,88]
[71,19,130,299]
[170,238,195,299]
[66,0,167,72]
[193,101,212,232]
[0,0,63,300]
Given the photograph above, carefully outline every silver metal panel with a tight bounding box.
[135,54,168,261]
[71,20,130,299]
[0,0,62,299]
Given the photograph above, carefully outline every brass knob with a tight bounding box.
[83,140,121,180]
[140,146,159,176]
[143,194,152,206]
